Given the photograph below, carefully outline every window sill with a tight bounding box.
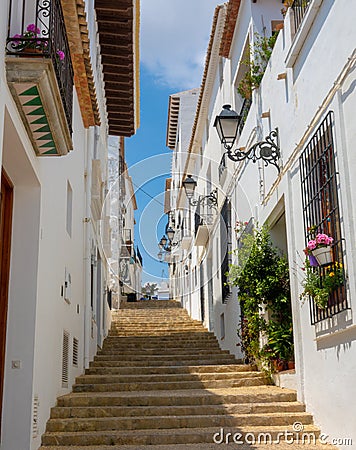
[314,308,353,341]
[285,0,323,68]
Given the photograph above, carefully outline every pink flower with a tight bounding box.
[26,24,41,35]
[56,50,65,61]
[315,233,333,246]
[307,239,317,251]
[13,33,22,44]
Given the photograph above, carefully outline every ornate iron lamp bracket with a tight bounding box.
[188,189,218,209]
[225,129,280,173]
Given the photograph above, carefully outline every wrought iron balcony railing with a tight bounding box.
[292,0,311,35]
[6,0,74,132]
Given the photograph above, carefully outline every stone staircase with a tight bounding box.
[39,300,336,449]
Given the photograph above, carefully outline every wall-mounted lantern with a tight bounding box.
[182,175,218,208]
[214,104,281,172]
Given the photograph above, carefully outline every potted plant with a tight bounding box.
[305,233,334,266]
[11,23,47,53]
[300,260,344,309]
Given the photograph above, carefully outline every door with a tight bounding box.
[0,169,13,433]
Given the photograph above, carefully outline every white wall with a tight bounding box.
[0,0,112,447]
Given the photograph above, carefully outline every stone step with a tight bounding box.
[41,425,321,446]
[57,387,298,408]
[105,335,217,342]
[90,358,241,367]
[97,348,228,356]
[72,376,268,392]
[46,411,314,432]
[109,330,207,334]
[110,325,205,328]
[75,371,261,385]
[101,344,221,352]
[94,353,236,362]
[50,401,306,419]
[39,443,337,450]
[85,364,252,376]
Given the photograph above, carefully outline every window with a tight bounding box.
[300,111,348,324]
[66,181,73,236]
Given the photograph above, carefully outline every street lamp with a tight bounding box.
[166,226,175,241]
[213,104,240,149]
[159,235,167,249]
[214,104,281,172]
[182,175,218,208]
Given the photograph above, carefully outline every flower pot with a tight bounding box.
[312,246,332,266]
[272,359,285,372]
[308,254,319,267]
[287,361,295,370]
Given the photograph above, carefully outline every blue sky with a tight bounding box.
[125,0,221,284]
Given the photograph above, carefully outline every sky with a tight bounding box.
[125,0,221,285]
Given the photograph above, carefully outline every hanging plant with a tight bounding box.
[237,33,279,100]
[300,260,344,309]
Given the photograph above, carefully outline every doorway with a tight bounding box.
[0,169,13,432]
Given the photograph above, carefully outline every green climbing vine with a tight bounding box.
[238,33,279,100]
[228,225,293,372]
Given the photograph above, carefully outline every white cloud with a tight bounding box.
[140,0,221,90]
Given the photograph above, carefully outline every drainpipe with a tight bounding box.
[83,127,95,368]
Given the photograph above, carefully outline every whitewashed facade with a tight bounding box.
[0,0,139,448]
[168,0,356,447]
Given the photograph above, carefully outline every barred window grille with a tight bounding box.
[62,331,69,387]
[300,111,348,324]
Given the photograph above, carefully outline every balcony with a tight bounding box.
[194,211,214,247]
[6,0,73,156]
[123,229,132,244]
[292,0,311,35]
[181,228,193,250]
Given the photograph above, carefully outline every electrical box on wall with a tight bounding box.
[64,267,72,304]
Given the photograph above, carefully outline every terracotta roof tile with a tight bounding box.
[219,0,241,58]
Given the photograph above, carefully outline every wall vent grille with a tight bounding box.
[72,337,79,367]
[62,331,69,387]
[32,395,39,438]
